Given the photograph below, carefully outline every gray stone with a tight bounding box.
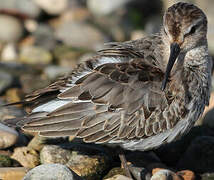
[0,123,18,149]
[33,24,56,50]
[23,164,83,180]
[87,0,130,16]
[0,0,41,19]
[177,136,214,173]
[44,65,72,80]
[0,15,23,43]
[0,71,13,94]
[55,21,105,50]
[40,145,71,165]
[40,144,109,179]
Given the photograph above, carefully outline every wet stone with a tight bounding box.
[23,164,83,180]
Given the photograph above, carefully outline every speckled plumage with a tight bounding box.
[8,2,212,151]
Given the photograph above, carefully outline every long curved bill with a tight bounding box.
[161,42,180,91]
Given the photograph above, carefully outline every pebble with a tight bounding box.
[151,169,182,180]
[0,15,23,43]
[1,43,18,62]
[40,145,71,165]
[0,123,18,149]
[0,167,28,180]
[87,0,130,16]
[19,46,53,65]
[105,175,132,180]
[40,144,109,179]
[33,24,56,50]
[55,21,105,50]
[176,170,195,180]
[44,65,72,80]
[33,0,68,15]
[0,0,41,19]
[11,147,40,168]
[177,136,214,173]
[23,164,83,180]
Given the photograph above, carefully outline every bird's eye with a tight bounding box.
[185,24,199,38]
[189,26,196,34]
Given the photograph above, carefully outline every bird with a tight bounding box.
[5,2,212,179]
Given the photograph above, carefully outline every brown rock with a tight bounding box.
[11,147,40,168]
[0,167,28,180]
[177,170,195,180]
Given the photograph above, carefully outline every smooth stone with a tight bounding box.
[0,167,28,180]
[105,175,132,180]
[177,136,214,173]
[0,123,18,149]
[151,169,182,180]
[40,144,109,179]
[33,0,68,15]
[44,65,72,80]
[1,43,18,62]
[87,0,130,16]
[0,15,23,42]
[19,46,52,64]
[0,70,13,94]
[0,0,41,18]
[33,24,56,50]
[55,21,105,50]
[23,164,83,180]
[11,147,40,168]
[40,145,71,164]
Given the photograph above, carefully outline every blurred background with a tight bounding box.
[0,0,214,179]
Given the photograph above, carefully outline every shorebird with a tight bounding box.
[6,2,212,179]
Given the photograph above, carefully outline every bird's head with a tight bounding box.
[161,2,208,90]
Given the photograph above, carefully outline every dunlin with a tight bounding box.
[6,2,212,178]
